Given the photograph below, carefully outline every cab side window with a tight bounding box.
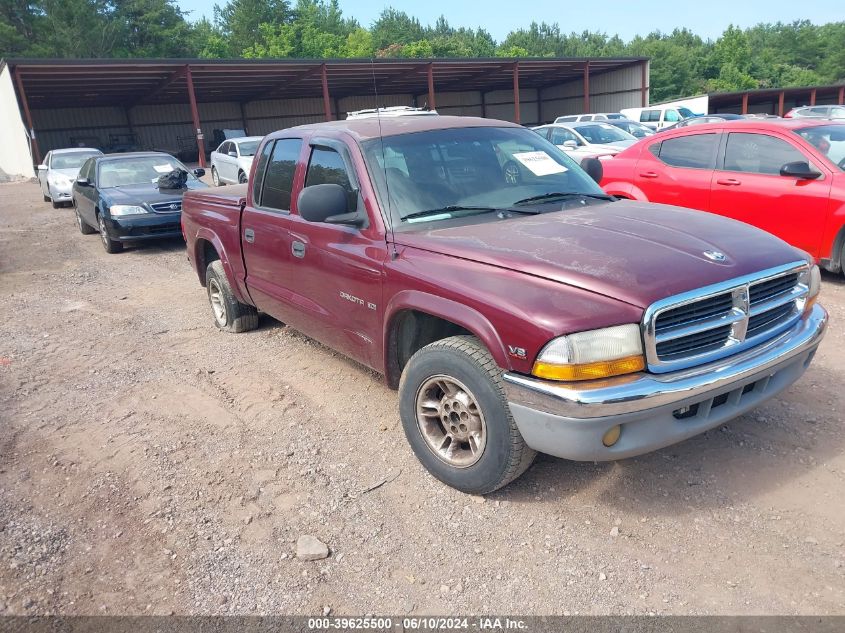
[304,147,357,212]
[723,133,809,176]
[259,139,302,211]
[650,133,718,169]
[664,110,681,123]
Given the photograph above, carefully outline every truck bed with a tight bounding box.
[184,183,248,208]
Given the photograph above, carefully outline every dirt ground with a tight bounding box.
[0,179,844,617]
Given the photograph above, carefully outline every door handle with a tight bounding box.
[639,171,658,179]
[244,228,255,243]
[716,178,741,186]
[291,241,306,259]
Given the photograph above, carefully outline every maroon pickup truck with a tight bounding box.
[182,115,827,494]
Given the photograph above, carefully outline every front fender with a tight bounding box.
[383,289,511,385]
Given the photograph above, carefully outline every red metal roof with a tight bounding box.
[3,57,647,109]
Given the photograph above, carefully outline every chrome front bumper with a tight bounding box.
[503,304,828,461]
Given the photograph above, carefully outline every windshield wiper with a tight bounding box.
[513,192,616,206]
[400,205,538,221]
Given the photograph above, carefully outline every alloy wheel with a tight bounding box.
[415,375,487,468]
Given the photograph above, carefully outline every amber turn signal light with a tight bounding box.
[532,355,645,381]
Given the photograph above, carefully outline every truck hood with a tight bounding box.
[394,199,808,309]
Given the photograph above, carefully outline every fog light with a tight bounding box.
[602,425,622,447]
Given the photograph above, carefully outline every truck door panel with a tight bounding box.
[281,142,386,369]
[240,138,301,324]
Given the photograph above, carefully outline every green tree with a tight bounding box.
[371,7,424,51]
[215,0,290,56]
[113,0,193,57]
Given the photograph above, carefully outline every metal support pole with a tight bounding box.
[512,62,521,124]
[778,91,785,117]
[810,88,817,106]
[321,63,333,121]
[839,86,844,105]
[583,61,591,113]
[427,62,436,111]
[481,91,487,118]
[185,65,206,168]
[641,61,648,107]
[14,69,41,165]
[741,93,749,115]
[239,101,249,134]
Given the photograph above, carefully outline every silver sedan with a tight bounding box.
[38,148,103,208]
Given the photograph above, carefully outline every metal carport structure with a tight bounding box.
[0,56,649,175]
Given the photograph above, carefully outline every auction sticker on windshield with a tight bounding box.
[513,151,568,176]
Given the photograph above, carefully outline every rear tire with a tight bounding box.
[238,170,248,184]
[399,335,536,494]
[205,260,259,333]
[97,213,123,254]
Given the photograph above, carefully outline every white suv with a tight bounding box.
[554,113,628,123]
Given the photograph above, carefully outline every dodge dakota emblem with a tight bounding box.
[703,250,727,262]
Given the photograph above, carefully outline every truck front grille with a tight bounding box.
[643,263,810,373]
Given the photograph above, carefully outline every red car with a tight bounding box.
[601,119,845,274]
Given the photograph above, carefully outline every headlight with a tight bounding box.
[802,264,821,314]
[109,204,148,216]
[48,174,70,185]
[532,323,645,381]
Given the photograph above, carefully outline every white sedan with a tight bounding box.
[210,136,263,185]
[37,147,103,208]
[533,122,638,164]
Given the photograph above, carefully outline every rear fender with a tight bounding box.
[192,228,250,304]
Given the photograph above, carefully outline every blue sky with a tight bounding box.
[176,0,845,41]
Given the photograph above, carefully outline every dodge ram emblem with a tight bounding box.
[703,250,727,262]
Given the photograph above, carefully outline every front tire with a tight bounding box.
[212,167,223,186]
[399,335,536,494]
[76,207,95,234]
[49,187,62,208]
[97,214,123,253]
[205,260,258,333]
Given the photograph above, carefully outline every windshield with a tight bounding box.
[52,152,100,170]
[573,123,635,145]
[98,156,197,188]
[622,122,652,138]
[678,107,696,119]
[361,126,607,227]
[239,140,260,157]
[794,125,845,171]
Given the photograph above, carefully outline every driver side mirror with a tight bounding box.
[75,177,91,187]
[562,140,578,150]
[193,168,206,178]
[297,183,365,227]
[780,161,821,180]
[581,157,604,184]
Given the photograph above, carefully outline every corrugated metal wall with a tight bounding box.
[29,64,648,155]
[540,64,646,122]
